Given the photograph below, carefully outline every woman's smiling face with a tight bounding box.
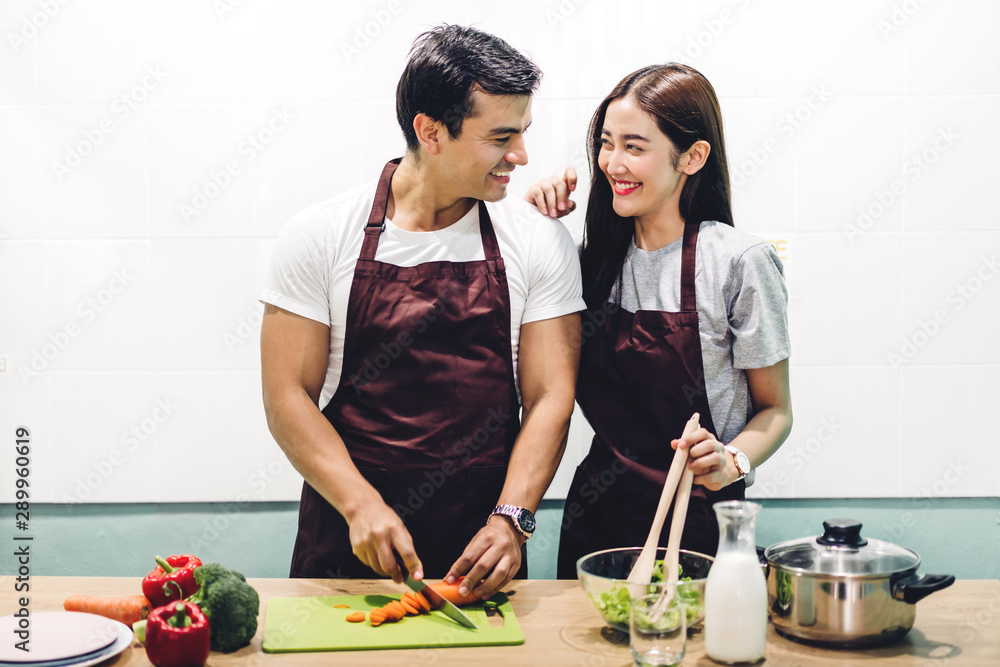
[597,94,687,221]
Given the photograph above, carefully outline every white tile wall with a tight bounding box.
[40,105,151,238]
[0,107,42,238]
[791,232,902,367]
[794,0,905,97]
[758,366,902,499]
[49,372,160,503]
[0,0,40,105]
[144,0,255,104]
[903,0,1000,96]
[794,96,905,234]
[152,371,265,502]
[36,0,146,105]
[254,103,371,238]
[899,232,1000,366]
[898,366,998,497]
[252,1,365,104]
[903,96,998,232]
[39,241,153,371]
[146,104,264,238]
[146,240,261,371]
[0,242,49,367]
[2,0,997,504]
[682,0,796,98]
[725,97,797,234]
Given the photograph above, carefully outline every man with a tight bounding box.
[260,25,583,600]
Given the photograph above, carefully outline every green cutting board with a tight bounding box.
[262,593,523,652]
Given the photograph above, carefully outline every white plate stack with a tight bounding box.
[0,611,133,667]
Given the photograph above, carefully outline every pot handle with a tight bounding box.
[892,574,956,604]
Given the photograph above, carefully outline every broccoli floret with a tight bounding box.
[186,563,260,652]
[191,562,230,588]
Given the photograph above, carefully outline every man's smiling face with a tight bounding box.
[435,90,532,202]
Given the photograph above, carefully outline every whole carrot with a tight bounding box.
[64,595,152,627]
[427,578,479,606]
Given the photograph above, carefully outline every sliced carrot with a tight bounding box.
[412,591,432,613]
[345,611,366,623]
[399,598,420,616]
[63,595,151,627]
[334,604,351,609]
[427,578,480,607]
[385,601,405,621]
[369,608,387,627]
[369,607,401,625]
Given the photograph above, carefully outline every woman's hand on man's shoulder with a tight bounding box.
[524,167,578,219]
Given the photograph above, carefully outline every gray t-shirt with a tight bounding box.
[613,220,790,445]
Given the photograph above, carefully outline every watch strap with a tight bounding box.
[491,504,534,539]
[723,445,750,480]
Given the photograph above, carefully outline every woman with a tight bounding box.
[525,64,792,578]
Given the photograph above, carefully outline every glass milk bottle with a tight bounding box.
[704,501,767,664]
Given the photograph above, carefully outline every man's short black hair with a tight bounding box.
[395,25,542,152]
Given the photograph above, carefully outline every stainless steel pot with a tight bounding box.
[763,518,954,647]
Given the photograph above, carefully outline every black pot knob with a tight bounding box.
[816,518,869,547]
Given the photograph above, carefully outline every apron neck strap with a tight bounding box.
[680,221,700,312]
[361,158,502,263]
[360,158,401,260]
[476,201,502,261]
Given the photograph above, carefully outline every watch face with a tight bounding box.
[736,452,750,474]
[518,510,536,533]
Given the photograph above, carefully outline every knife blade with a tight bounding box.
[397,563,478,629]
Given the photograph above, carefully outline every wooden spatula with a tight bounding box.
[626,413,701,586]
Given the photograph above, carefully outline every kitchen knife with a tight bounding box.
[397,562,478,629]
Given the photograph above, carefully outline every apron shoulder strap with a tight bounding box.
[680,221,700,312]
[360,158,402,261]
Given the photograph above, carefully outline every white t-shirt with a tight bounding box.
[261,180,586,410]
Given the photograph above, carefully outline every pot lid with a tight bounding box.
[764,519,920,576]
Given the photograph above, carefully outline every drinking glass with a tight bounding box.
[629,591,686,666]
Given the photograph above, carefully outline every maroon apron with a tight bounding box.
[557,221,744,578]
[291,159,524,579]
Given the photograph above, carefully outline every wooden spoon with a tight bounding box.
[665,467,694,586]
[648,466,696,624]
[626,413,701,586]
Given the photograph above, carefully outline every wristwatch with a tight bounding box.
[490,504,536,540]
[723,445,751,482]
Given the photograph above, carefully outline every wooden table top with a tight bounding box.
[5,577,998,666]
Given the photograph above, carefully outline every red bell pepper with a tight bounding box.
[142,555,202,608]
[144,601,211,667]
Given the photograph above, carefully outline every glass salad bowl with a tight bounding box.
[577,547,713,633]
